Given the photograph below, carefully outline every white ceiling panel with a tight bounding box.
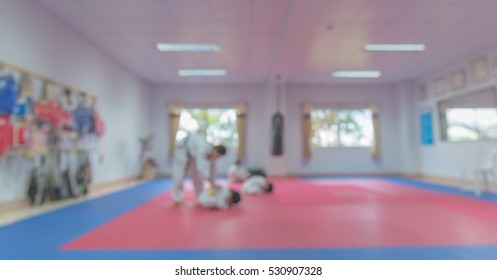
[211,0,252,21]
[33,0,497,86]
[253,0,288,21]
[77,0,134,21]
[166,0,213,22]
[121,0,173,21]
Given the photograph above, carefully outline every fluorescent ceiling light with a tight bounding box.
[178,69,227,77]
[157,43,220,52]
[332,71,381,78]
[363,44,425,52]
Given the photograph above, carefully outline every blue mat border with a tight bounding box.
[1,177,497,259]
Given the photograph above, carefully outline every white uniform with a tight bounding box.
[243,175,267,195]
[172,134,216,203]
[198,186,230,210]
[227,164,250,182]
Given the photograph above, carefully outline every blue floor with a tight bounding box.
[1,177,497,260]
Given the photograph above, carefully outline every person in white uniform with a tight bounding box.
[198,186,241,210]
[172,134,227,204]
[243,175,273,195]
[227,158,250,182]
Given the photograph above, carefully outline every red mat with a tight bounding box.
[62,178,497,250]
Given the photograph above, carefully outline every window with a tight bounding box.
[439,88,497,142]
[311,108,374,147]
[176,108,238,146]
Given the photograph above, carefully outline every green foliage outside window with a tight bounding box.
[176,108,239,146]
[311,108,373,147]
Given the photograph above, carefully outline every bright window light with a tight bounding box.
[156,43,220,52]
[311,108,374,148]
[176,108,238,146]
[178,69,227,77]
[363,44,425,52]
[332,71,381,78]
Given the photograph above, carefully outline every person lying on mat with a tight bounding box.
[243,175,274,195]
[172,134,227,205]
[198,186,241,210]
[227,158,251,182]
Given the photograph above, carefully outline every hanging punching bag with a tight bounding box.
[272,76,284,156]
[271,112,284,155]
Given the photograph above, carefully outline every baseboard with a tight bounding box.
[289,173,404,178]
[0,198,30,215]
[0,177,137,215]
[406,174,467,187]
[88,177,136,192]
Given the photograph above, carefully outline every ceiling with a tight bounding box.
[35,0,497,86]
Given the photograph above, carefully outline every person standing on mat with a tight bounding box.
[172,134,227,205]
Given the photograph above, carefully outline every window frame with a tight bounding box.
[310,105,374,149]
[175,106,239,147]
[438,86,497,143]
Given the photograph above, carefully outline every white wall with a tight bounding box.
[397,82,420,175]
[285,85,404,176]
[151,84,407,177]
[414,48,497,179]
[0,0,152,203]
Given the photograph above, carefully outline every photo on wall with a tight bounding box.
[431,76,447,97]
[450,68,467,92]
[471,56,489,84]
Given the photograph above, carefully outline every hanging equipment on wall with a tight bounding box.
[271,75,284,156]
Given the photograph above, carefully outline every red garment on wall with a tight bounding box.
[0,116,13,156]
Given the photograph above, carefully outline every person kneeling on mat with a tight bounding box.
[198,186,241,210]
[172,134,227,205]
[243,175,274,195]
[227,158,250,182]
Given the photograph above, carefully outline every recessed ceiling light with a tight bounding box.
[332,71,381,78]
[363,44,425,52]
[157,43,220,52]
[178,69,227,77]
